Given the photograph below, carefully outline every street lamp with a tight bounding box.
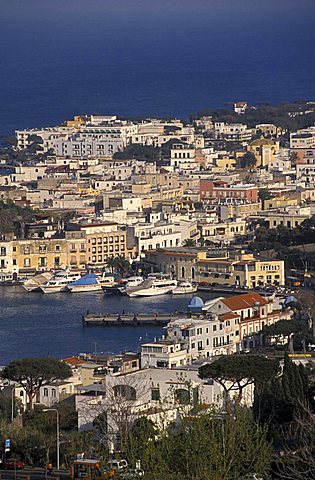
[43,408,60,471]
[10,384,15,423]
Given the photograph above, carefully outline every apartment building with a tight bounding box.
[141,340,188,368]
[200,180,258,203]
[11,237,68,273]
[260,205,312,229]
[145,248,284,288]
[198,252,284,288]
[170,143,196,169]
[80,223,130,265]
[214,122,253,141]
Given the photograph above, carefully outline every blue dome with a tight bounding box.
[188,296,205,308]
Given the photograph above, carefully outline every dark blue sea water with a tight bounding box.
[0,286,219,364]
[0,0,314,135]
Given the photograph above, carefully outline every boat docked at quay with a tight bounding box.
[127,277,178,297]
[40,270,82,293]
[23,272,52,292]
[102,276,144,295]
[172,281,198,295]
[67,273,116,293]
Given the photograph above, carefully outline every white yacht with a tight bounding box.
[172,281,198,295]
[128,278,178,297]
[67,273,114,293]
[40,270,82,293]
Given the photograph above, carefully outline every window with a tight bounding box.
[24,258,31,267]
[39,257,47,267]
[151,388,160,401]
[51,389,56,398]
[43,388,48,397]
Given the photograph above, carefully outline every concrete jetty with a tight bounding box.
[82,312,183,326]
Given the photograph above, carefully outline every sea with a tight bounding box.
[0,286,219,364]
[0,0,314,135]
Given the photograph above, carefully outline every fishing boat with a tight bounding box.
[172,281,198,295]
[40,270,82,293]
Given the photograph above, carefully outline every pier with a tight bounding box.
[82,312,183,326]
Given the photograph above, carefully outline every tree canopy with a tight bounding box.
[199,355,280,404]
[113,143,159,162]
[0,200,37,236]
[2,358,72,411]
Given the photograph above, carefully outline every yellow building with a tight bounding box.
[65,230,88,268]
[248,138,280,167]
[80,223,130,266]
[214,156,236,171]
[263,196,298,210]
[12,238,68,273]
[146,249,284,288]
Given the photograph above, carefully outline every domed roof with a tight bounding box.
[284,295,298,305]
[250,137,274,147]
[188,296,205,308]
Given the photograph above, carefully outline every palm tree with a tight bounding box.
[182,238,196,247]
[106,256,131,276]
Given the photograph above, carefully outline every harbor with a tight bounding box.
[0,286,220,363]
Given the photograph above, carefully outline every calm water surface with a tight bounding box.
[0,0,314,134]
[0,286,219,364]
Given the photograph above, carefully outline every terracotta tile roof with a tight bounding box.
[63,356,86,366]
[222,312,241,320]
[222,293,268,311]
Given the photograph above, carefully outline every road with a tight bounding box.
[0,469,70,480]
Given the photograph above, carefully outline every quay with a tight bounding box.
[82,312,183,326]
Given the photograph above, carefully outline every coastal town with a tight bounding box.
[1,101,315,478]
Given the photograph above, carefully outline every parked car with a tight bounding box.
[3,458,25,470]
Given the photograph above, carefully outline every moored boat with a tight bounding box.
[172,281,198,295]
[23,272,52,292]
[67,273,102,293]
[40,270,82,293]
[127,278,178,297]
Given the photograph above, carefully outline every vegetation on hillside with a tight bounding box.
[0,200,38,236]
[190,101,315,131]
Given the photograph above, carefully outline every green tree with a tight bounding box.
[127,409,271,480]
[113,144,159,162]
[258,188,275,201]
[199,355,280,405]
[2,358,72,411]
[106,256,131,276]
[182,238,196,247]
[260,319,310,349]
[236,151,256,169]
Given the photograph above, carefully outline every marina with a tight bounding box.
[0,285,220,364]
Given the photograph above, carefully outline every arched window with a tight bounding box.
[51,388,56,398]
[113,384,136,400]
[174,388,190,405]
[43,388,48,397]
